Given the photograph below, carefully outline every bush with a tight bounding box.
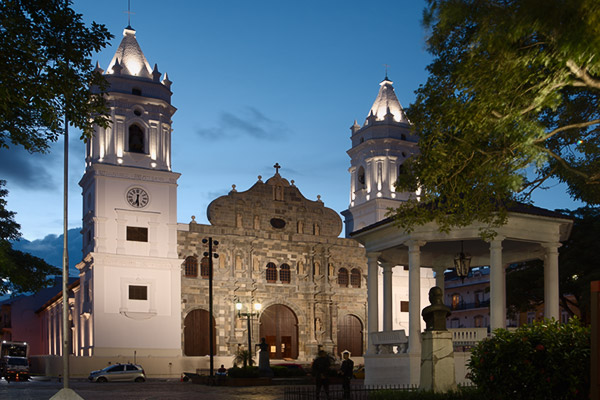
[369,386,481,400]
[227,366,259,379]
[468,318,589,400]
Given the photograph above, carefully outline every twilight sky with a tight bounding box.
[1,0,584,241]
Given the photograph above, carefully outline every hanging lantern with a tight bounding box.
[454,241,472,280]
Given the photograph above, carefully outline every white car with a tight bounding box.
[88,363,146,383]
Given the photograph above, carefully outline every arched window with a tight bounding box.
[357,166,366,189]
[200,257,210,279]
[338,268,349,287]
[350,268,361,288]
[128,124,145,153]
[280,264,291,284]
[184,256,198,277]
[266,262,277,283]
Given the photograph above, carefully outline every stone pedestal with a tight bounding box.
[420,331,456,393]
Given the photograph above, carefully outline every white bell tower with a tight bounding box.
[342,76,418,235]
[76,26,182,357]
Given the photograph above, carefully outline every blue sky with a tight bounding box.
[1,0,584,241]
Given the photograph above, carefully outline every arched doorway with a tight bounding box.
[259,304,298,359]
[337,314,363,356]
[183,309,216,356]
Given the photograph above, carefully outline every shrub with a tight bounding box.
[227,366,259,379]
[369,386,481,400]
[468,318,589,400]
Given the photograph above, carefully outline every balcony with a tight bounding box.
[449,299,490,311]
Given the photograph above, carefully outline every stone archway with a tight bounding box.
[259,304,298,359]
[337,314,363,356]
[183,309,215,356]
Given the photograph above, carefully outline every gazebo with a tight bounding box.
[350,204,573,386]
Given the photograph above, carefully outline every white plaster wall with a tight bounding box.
[91,254,181,356]
[377,267,435,332]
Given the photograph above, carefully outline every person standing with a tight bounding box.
[311,350,331,399]
[340,352,354,400]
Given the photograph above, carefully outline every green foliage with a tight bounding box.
[233,348,253,368]
[0,180,20,242]
[227,366,259,379]
[394,0,600,233]
[270,365,307,378]
[468,318,590,400]
[370,386,481,400]
[0,0,113,152]
[0,180,60,295]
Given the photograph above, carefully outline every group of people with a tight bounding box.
[311,350,354,400]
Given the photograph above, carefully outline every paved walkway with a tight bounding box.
[0,378,286,400]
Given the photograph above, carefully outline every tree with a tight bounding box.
[0,180,60,295]
[0,0,112,153]
[507,207,600,323]
[394,0,600,234]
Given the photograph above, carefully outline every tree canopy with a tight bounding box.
[0,0,112,153]
[0,180,60,295]
[394,0,600,233]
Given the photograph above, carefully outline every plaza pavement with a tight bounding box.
[0,377,286,400]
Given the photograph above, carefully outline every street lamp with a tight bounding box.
[454,240,472,282]
[235,301,262,366]
[202,237,219,377]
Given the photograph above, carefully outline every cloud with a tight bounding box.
[0,146,57,189]
[196,107,291,141]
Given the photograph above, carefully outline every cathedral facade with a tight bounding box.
[178,171,366,362]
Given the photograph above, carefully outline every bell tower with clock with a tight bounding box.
[76,26,182,357]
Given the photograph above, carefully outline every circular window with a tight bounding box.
[270,218,286,229]
[133,109,142,116]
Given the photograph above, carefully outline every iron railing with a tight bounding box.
[284,383,417,400]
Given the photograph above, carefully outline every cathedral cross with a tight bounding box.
[384,63,390,78]
[274,163,281,174]
[125,0,135,27]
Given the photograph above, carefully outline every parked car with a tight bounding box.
[88,363,146,383]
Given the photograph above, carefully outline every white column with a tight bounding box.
[542,242,561,320]
[489,237,505,331]
[381,262,394,331]
[408,240,425,386]
[432,266,446,297]
[366,252,381,354]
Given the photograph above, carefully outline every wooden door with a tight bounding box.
[184,309,216,356]
[259,304,298,359]
[337,314,363,356]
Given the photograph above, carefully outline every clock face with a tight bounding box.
[126,187,149,208]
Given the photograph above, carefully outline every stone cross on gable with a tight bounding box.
[274,163,281,174]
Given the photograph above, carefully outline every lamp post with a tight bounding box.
[454,240,472,282]
[235,301,262,367]
[202,237,219,377]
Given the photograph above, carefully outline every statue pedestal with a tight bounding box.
[419,331,456,393]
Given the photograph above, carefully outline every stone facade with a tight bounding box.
[178,171,367,362]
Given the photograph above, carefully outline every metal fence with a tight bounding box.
[283,383,417,400]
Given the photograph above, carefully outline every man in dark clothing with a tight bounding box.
[340,352,354,399]
[312,350,331,399]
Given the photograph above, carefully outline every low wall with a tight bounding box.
[30,355,235,379]
[362,350,473,387]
